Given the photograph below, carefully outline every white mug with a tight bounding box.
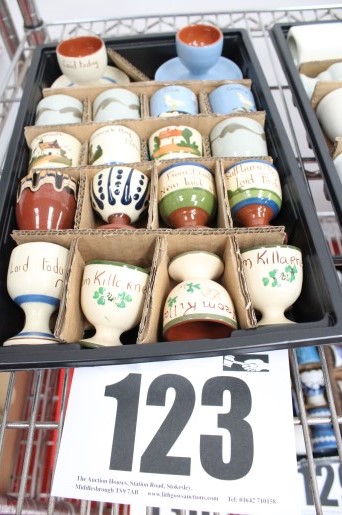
[287,22,342,68]
[316,87,342,142]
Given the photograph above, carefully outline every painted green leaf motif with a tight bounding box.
[285,264,298,282]
[262,277,269,286]
[93,287,106,305]
[182,128,192,144]
[167,296,177,307]
[186,282,201,293]
[115,291,133,308]
[269,269,280,287]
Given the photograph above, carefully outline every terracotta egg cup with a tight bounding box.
[178,23,222,47]
[56,35,107,84]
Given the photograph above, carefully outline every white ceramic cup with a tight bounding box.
[316,87,342,142]
[300,62,342,99]
[287,22,342,68]
[210,116,268,157]
[93,88,141,122]
[28,131,82,171]
[35,94,83,125]
[88,125,141,165]
[56,35,107,84]
[80,260,149,347]
[4,241,69,345]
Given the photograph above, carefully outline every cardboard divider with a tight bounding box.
[107,48,151,82]
[42,79,253,121]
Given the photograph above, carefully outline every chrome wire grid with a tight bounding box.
[0,6,342,515]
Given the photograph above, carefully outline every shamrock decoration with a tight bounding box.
[93,287,106,305]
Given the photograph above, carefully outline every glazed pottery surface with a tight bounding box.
[163,251,237,341]
[307,406,337,454]
[149,125,202,160]
[89,125,141,165]
[56,35,107,84]
[210,116,268,157]
[300,369,326,408]
[168,251,224,282]
[150,85,199,117]
[287,22,342,67]
[51,65,130,88]
[208,83,257,115]
[93,88,140,122]
[158,161,217,228]
[300,62,342,99]
[176,23,223,78]
[295,346,321,368]
[224,159,282,227]
[241,244,303,325]
[35,94,83,126]
[4,242,68,345]
[80,260,149,347]
[16,170,78,230]
[333,153,342,183]
[91,165,150,228]
[29,131,82,171]
[154,56,242,81]
[316,87,342,142]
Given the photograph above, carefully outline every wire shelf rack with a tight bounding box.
[0,6,342,515]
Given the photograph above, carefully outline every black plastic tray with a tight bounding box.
[0,28,342,370]
[271,20,342,227]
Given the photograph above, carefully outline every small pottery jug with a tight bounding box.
[15,170,78,230]
[241,244,303,325]
[163,251,237,341]
[90,165,150,229]
[88,125,141,165]
[28,131,82,171]
[80,260,149,347]
[4,242,69,345]
[148,125,202,160]
[224,159,282,227]
[158,161,217,228]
